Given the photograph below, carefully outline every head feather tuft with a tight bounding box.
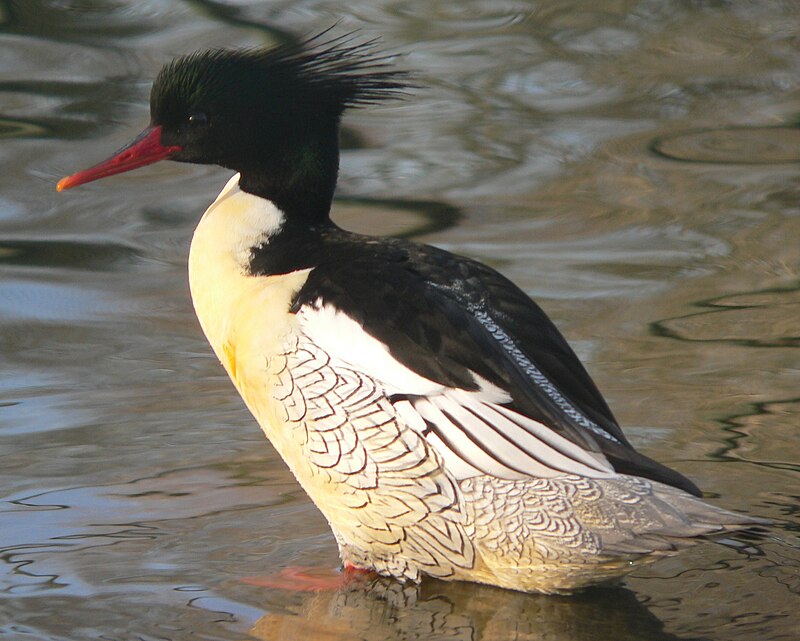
[151,31,412,122]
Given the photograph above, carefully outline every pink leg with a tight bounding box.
[240,563,375,592]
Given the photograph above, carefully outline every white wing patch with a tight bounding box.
[296,299,442,396]
[297,302,615,481]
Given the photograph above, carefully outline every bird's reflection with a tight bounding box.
[249,576,692,641]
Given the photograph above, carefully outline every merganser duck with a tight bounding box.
[57,33,759,593]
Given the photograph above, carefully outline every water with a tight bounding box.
[1,1,797,639]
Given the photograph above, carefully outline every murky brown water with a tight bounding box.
[1,1,797,639]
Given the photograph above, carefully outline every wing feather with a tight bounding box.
[285,232,702,495]
[413,397,528,478]
[297,302,615,480]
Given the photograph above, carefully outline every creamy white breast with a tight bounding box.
[187,173,310,381]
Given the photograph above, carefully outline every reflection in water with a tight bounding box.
[0,116,46,138]
[0,238,141,271]
[182,0,293,45]
[652,127,800,165]
[249,578,687,641]
[652,284,800,349]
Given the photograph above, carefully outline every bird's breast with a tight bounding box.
[187,173,310,382]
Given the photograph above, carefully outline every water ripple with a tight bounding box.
[653,127,800,165]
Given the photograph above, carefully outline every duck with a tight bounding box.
[57,32,759,594]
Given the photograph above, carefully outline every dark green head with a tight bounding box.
[152,35,408,169]
[59,32,410,222]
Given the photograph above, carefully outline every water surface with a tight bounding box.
[0,1,797,639]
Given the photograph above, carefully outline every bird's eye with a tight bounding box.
[187,112,208,127]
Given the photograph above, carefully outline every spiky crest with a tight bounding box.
[151,31,411,124]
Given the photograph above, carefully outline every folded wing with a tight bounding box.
[290,233,701,495]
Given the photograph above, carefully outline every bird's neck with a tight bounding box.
[236,128,340,227]
[188,174,312,357]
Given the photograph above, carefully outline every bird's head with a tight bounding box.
[58,32,409,219]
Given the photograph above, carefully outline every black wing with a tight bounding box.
[275,228,700,496]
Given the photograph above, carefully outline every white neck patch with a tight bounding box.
[200,173,286,272]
